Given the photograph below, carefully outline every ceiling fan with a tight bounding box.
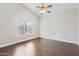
[37,3,53,15]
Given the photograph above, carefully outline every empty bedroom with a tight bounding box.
[0,3,79,56]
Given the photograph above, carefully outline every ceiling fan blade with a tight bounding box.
[47,11,52,13]
[41,6,45,8]
[47,5,52,8]
[37,6,40,8]
[41,3,45,8]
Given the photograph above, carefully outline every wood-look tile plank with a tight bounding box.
[0,38,78,56]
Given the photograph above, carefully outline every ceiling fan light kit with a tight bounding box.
[37,3,52,15]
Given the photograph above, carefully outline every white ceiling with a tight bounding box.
[22,3,79,17]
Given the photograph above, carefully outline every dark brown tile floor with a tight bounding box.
[0,38,79,56]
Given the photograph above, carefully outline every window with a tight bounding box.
[16,21,32,37]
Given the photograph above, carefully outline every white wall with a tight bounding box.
[0,4,40,47]
[40,9,77,44]
[78,8,79,45]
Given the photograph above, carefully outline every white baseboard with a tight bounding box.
[0,36,39,48]
[0,36,78,48]
[41,36,77,45]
